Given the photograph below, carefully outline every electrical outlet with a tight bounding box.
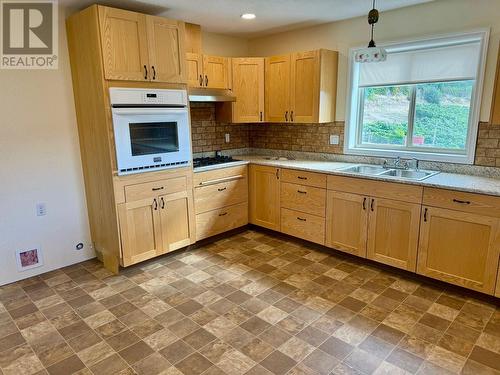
[329,134,340,145]
[36,203,47,216]
[225,133,230,143]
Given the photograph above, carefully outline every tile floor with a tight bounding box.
[0,229,499,375]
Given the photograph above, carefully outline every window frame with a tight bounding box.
[345,30,489,164]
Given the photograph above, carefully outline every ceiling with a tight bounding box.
[66,0,434,37]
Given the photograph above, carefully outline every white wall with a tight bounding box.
[202,31,249,56]
[248,0,500,122]
[0,6,94,285]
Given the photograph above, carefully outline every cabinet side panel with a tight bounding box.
[66,6,120,270]
[319,50,338,123]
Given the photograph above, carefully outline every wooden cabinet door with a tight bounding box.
[232,58,265,123]
[203,55,229,89]
[146,16,186,83]
[249,165,281,231]
[98,6,149,81]
[186,52,203,87]
[118,198,162,266]
[159,190,195,253]
[290,50,320,123]
[417,207,500,294]
[326,191,368,257]
[367,198,420,271]
[265,55,291,122]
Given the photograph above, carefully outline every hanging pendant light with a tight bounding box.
[355,0,387,63]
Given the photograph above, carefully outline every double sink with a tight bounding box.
[339,165,439,181]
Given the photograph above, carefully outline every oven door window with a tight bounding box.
[129,122,179,156]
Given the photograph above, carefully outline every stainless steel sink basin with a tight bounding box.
[339,164,439,181]
[340,165,386,175]
[379,169,438,180]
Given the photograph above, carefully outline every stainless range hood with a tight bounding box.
[188,88,236,102]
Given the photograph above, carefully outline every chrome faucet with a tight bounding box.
[383,156,413,170]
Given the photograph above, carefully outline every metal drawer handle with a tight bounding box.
[297,176,307,180]
[153,198,158,210]
[219,212,228,217]
[370,198,375,211]
[160,197,165,209]
[218,187,227,192]
[205,75,208,86]
[143,65,148,80]
[452,199,471,205]
[424,207,428,222]
[297,217,306,221]
[290,111,294,122]
[285,111,288,122]
[152,66,156,80]
[152,187,164,191]
[362,197,367,210]
[297,190,307,194]
[199,74,203,86]
[198,175,244,186]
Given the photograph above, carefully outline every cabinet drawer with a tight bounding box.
[194,165,247,187]
[195,178,248,214]
[125,177,187,202]
[281,169,327,188]
[327,175,422,204]
[423,187,500,218]
[281,182,326,217]
[196,202,248,240]
[281,208,325,245]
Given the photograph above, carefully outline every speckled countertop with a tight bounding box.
[194,155,500,197]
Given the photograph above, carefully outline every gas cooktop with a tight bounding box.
[193,155,235,168]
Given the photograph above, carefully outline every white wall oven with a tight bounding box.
[110,88,192,175]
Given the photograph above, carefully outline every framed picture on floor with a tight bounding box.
[15,247,44,271]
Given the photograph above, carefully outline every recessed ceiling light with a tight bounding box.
[241,13,256,20]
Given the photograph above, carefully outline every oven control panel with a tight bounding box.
[109,88,188,107]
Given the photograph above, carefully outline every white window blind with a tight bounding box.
[358,39,482,87]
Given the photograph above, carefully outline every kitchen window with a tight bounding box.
[345,31,489,164]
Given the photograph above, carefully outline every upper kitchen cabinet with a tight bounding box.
[232,57,265,123]
[98,6,186,83]
[265,54,291,122]
[186,53,230,89]
[186,52,203,87]
[146,16,186,83]
[265,49,338,123]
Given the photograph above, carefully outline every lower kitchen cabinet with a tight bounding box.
[326,191,368,257]
[194,165,249,241]
[118,197,163,266]
[281,208,325,245]
[159,190,195,253]
[417,206,500,294]
[249,165,281,231]
[367,198,420,271]
[196,203,248,240]
[117,171,195,267]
